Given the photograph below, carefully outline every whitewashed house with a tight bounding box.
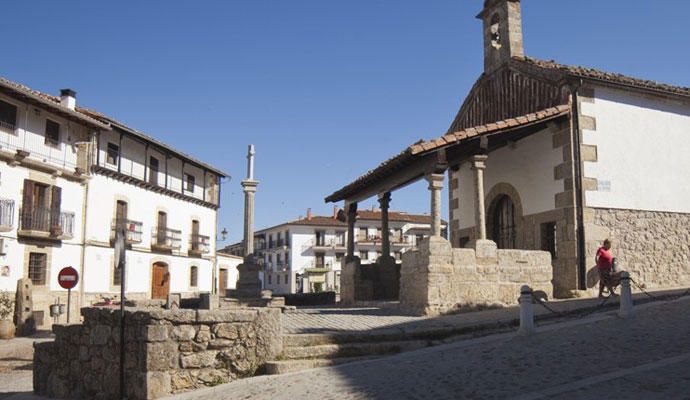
[0,76,227,327]
[222,208,444,294]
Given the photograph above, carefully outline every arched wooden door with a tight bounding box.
[151,262,170,299]
[492,195,516,249]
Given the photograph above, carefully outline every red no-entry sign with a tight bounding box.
[58,266,79,290]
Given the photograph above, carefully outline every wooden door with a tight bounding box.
[151,262,170,299]
[219,268,228,296]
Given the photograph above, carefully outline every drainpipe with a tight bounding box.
[570,81,587,291]
[77,131,95,309]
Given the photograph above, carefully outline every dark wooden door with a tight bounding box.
[492,195,516,249]
[151,262,170,299]
[219,268,228,296]
[149,156,159,185]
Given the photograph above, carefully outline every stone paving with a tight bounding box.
[168,297,690,400]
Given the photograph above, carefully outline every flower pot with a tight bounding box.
[0,319,16,339]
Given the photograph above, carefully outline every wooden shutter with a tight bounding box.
[50,186,62,236]
[21,180,35,229]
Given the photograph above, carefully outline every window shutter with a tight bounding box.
[22,180,35,228]
[50,186,62,236]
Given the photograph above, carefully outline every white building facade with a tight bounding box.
[223,209,444,295]
[0,77,227,328]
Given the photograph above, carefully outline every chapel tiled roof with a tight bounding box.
[0,75,228,177]
[325,105,570,203]
[517,57,690,98]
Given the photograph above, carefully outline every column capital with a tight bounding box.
[470,154,488,170]
[426,173,444,190]
[377,192,391,208]
[241,179,259,192]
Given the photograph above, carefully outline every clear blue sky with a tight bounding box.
[2,1,688,245]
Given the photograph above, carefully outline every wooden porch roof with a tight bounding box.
[325,105,570,203]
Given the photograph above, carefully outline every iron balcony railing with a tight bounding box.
[0,120,15,132]
[151,227,181,249]
[111,219,143,244]
[189,233,210,254]
[18,207,74,237]
[0,199,14,230]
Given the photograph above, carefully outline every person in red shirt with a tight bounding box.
[595,239,616,298]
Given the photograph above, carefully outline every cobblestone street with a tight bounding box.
[169,297,690,400]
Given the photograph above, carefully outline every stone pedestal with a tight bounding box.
[227,259,263,299]
[376,255,400,300]
[14,278,35,336]
[339,257,359,305]
[400,236,454,316]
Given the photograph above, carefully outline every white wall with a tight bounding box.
[81,173,217,295]
[582,87,690,213]
[454,127,563,229]
[216,253,241,291]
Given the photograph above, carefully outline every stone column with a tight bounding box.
[426,174,445,237]
[242,145,259,257]
[378,192,391,257]
[470,155,489,240]
[346,202,358,259]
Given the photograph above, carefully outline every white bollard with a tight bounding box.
[518,285,535,335]
[619,271,634,318]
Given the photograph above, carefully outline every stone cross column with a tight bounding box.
[378,192,391,257]
[346,202,358,259]
[426,174,445,237]
[241,145,259,257]
[471,155,489,240]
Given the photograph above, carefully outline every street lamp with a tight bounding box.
[220,228,228,241]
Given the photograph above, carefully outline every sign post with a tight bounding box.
[57,266,79,323]
[114,227,127,399]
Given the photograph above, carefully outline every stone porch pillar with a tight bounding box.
[378,192,391,257]
[426,174,445,237]
[470,155,488,240]
[346,202,358,259]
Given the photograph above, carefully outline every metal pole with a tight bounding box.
[117,227,127,399]
[66,288,71,324]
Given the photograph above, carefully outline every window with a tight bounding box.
[268,274,272,285]
[541,222,557,259]
[45,119,60,146]
[315,252,325,268]
[360,250,368,260]
[156,211,167,245]
[335,231,345,246]
[357,227,368,241]
[107,143,119,166]
[490,13,501,48]
[0,100,17,131]
[28,253,47,285]
[335,253,344,264]
[149,156,159,185]
[315,231,325,246]
[395,251,402,261]
[185,174,195,192]
[285,230,290,246]
[190,266,198,287]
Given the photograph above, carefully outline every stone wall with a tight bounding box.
[585,208,690,289]
[400,237,552,316]
[33,307,282,399]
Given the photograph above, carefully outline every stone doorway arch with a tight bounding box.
[485,182,524,249]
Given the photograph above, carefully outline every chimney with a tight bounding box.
[477,0,524,73]
[306,208,312,221]
[60,89,76,110]
[332,206,339,219]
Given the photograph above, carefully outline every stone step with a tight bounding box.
[264,356,378,375]
[279,339,429,360]
[282,325,477,348]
